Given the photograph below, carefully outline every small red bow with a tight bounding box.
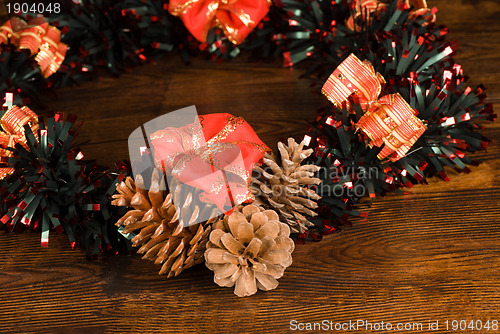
[168,0,271,45]
[0,17,67,77]
[0,105,39,180]
[322,54,427,162]
[151,113,270,216]
[346,0,436,31]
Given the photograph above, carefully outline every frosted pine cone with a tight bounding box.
[251,138,322,234]
[205,204,294,297]
[112,168,219,278]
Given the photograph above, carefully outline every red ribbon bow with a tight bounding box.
[322,53,427,162]
[150,113,270,214]
[168,0,271,45]
[0,105,39,180]
[346,0,436,31]
[0,17,67,77]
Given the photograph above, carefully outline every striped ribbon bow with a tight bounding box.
[322,53,427,162]
[0,17,67,78]
[346,0,436,31]
[0,104,39,180]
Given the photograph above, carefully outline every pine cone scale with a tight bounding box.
[255,271,279,291]
[234,268,257,297]
[143,243,163,259]
[138,232,170,253]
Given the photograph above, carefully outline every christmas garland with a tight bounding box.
[0,0,495,297]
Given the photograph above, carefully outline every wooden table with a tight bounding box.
[1,1,499,333]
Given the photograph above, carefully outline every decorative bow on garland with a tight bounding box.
[322,54,427,162]
[150,113,270,214]
[0,104,39,179]
[0,17,67,77]
[346,0,436,31]
[169,0,271,45]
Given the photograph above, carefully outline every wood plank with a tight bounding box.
[40,58,323,166]
[428,0,500,96]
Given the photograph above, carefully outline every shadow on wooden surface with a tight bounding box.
[1,0,500,333]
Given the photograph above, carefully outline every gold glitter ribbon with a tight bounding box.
[0,105,39,180]
[322,54,427,162]
[0,17,67,78]
[346,0,436,31]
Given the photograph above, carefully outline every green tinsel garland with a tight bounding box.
[0,0,495,248]
[0,113,131,257]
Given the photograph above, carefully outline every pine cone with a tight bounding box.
[205,204,294,297]
[250,138,322,234]
[112,169,219,278]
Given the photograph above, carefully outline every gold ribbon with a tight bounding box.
[0,17,67,78]
[346,0,436,31]
[322,54,427,162]
[0,105,39,180]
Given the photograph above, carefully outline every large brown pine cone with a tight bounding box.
[205,204,294,297]
[112,169,219,278]
[251,138,322,234]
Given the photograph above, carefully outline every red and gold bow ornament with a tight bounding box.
[0,104,39,180]
[150,113,270,214]
[168,0,271,45]
[346,0,436,31]
[322,53,427,162]
[0,17,68,77]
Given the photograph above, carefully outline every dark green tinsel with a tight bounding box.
[297,1,496,235]
[0,0,190,96]
[305,68,495,235]
[0,0,495,245]
[0,44,44,104]
[277,0,447,80]
[0,113,132,258]
[47,0,181,84]
[1,0,285,99]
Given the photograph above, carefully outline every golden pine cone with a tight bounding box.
[112,169,219,278]
[205,204,295,297]
[251,138,322,234]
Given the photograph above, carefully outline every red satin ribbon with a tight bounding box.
[169,0,270,45]
[322,53,427,162]
[0,17,67,77]
[346,0,436,31]
[0,105,39,180]
[150,113,270,213]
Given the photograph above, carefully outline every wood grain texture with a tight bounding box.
[1,1,500,333]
